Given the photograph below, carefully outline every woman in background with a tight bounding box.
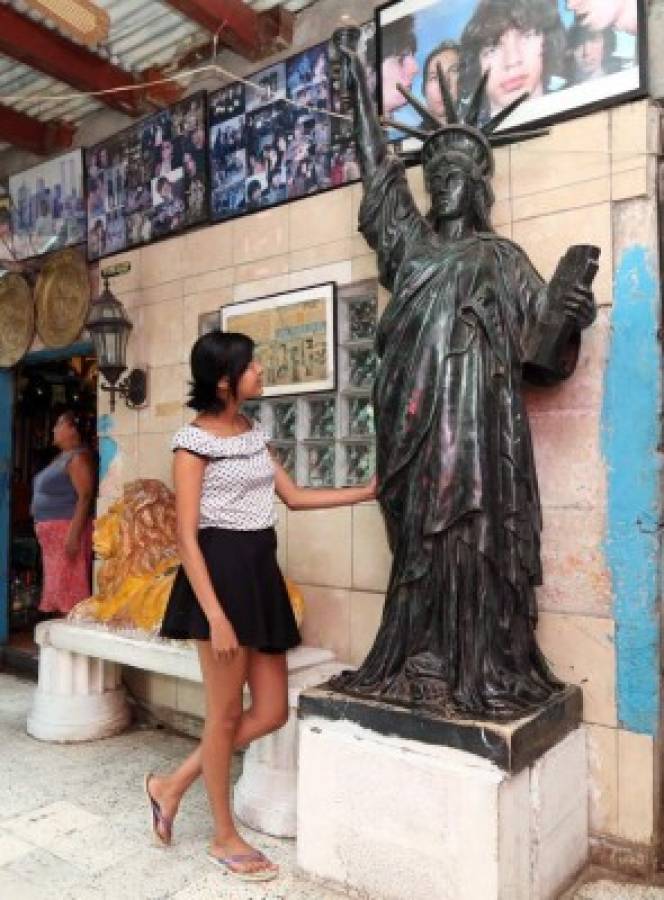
[32,410,95,615]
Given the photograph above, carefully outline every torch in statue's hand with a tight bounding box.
[331,21,362,112]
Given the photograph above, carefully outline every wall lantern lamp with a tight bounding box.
[86,263,147,413]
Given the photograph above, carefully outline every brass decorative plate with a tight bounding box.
[35,248,90,348]
[0,273,34,368]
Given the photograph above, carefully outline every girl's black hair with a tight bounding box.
[187,330,255,413]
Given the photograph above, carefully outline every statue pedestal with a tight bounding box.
[297,686,587,900]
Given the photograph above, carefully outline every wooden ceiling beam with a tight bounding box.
[0,105,75,156]
[164,0,294,60]
[0,7,143,117]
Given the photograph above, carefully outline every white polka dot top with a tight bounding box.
[171,423,276,531]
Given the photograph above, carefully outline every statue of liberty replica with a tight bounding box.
[330,37,598,720]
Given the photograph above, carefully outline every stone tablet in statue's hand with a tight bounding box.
[562,283,597,329]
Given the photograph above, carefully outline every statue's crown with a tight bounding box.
[382,66,546,172]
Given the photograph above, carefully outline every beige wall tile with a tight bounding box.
[135,281,183,310]
[234,255,289,285]
[182,222,234,276]
[352,502,391,593]
[511,112,610,220]
[288,188,353,251]
[351,255,378,282]
[136,298,184,368]
[530,411,605,510]
[586,724,618,836]
[299,585,351,662]
[537,612,616,727]
[611,101,648,161]
[537,507,611,618]
[524,307,611,415]
[233,205,289,264]
[289,239,354,272]
[138,364,186,434]
[512,204,613,307]
[140,240,186,286]
[186,267,234,295]
[182,286,234,362]
[349,591,384,666]
[176,680,206,718]
[287,507,352,588]
[233,274,291,303]
[351,234,371,257]
[612,164,648,203]
[493,147,510,201]
[492,198,511,228]
[137,432,174,487]
[617,730,654,844]
[288,261,353,290]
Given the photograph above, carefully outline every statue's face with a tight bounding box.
[428,166,473,220]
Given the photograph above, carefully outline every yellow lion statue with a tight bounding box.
[70,478,304,635]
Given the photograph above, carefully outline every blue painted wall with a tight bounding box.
[602,245,661,736]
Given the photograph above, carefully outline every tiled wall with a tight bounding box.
[103,100,660,857]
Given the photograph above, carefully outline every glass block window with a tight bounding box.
[241,279,378,486]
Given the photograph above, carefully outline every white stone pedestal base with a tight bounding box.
[297,716,588,900]
[233,658,345,838]
[27,644,130,742]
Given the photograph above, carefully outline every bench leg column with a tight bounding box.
[233,660,344,838]
[27,645,131,742]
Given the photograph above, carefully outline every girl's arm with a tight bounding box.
[273,457,376,510]
[173,450,237,654]
[65,452,95,559]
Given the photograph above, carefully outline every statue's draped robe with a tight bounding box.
[333,157,565,716]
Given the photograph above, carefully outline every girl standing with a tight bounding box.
[147,331,375,882]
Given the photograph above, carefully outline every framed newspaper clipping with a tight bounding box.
[221,282,336,397]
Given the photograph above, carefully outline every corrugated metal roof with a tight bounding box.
[0,0,321,154]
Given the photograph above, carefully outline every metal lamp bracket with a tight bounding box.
[101,368,148,412]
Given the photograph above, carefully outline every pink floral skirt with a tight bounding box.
[35,519,93,614]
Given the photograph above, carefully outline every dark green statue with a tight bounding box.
[330,38,598,720]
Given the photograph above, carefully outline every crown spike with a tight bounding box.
[490,127,549,147]
[379,117,431,141]
[395,83,442,129]
[435,62,459,125]
[465,70,490,127]
[483,92,529,135]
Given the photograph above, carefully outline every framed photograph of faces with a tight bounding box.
[375,0,647,145]
[8,150,86,261]
[85,92,208,260]
[220,282,336,397]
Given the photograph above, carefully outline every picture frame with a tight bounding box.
[375,0,647,147]
[198,309,221,336]
[85,91,209,261]
[221,282,337,397]
[8,149,86,261]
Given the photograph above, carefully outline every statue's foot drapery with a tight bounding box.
[330,521,564,721]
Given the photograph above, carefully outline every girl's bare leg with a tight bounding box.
[148,650,288,843]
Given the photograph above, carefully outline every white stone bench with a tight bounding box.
[28,619,343,837]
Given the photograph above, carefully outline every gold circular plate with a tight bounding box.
[0,273,34,368]
[35,248,90,348]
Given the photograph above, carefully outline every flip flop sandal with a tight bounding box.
[144,773,173,846]
[206,850,278,882]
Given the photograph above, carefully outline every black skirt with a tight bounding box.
[159,527,301,653]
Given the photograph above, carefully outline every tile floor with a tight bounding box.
[1,671,663,900]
